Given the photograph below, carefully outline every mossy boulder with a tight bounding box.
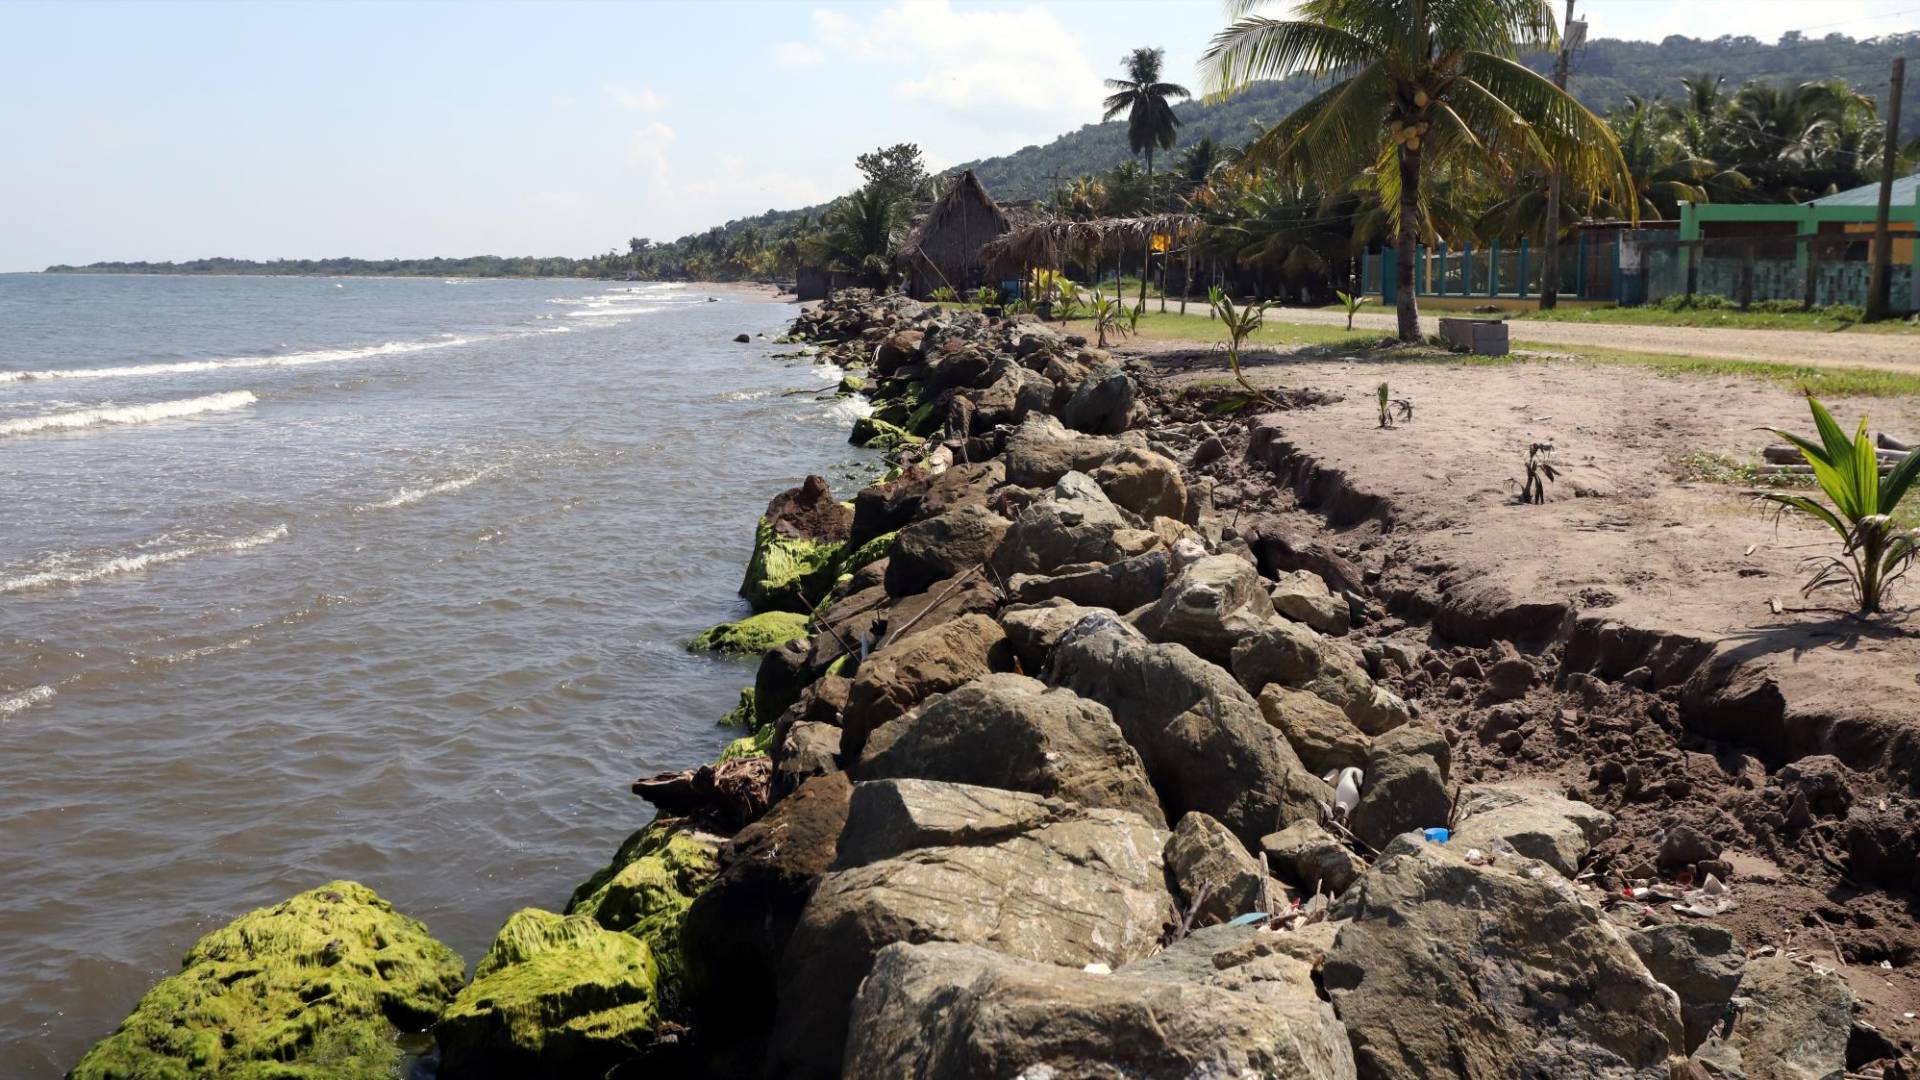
[687,611,811,657]
[71,880,463,1080]
[837,530,897,576]
[433,909,659,1079]
[849,416,916,452]
[564,820,720,1000]
[717,687,757,728]
[719,726,776,762]
[836,374,867,395]
[739,517,848,613]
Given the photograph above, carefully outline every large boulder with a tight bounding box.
[1626,922,1744,1052]
[1232,616,1411,735]
[883,504,1010,598]
[682,773,852,1073]
[686,610,810,656]
[999,600,1107,672]
[856,672,1164,826]
[1258,683,1372,775]
[1092,446,1188,521]
[1003,415,1119,488]
[841,613,1009,759]
[849,461,1004,546]
[1270,569,1351,636]
[1135,555,1277,667]
[1059,363,1140,434]
[990,471,1143,580]
[70,881,464,1080]
[433,909,660,1079]
[1165,811,1269,925]
[564,819,720,997]
[1006,549,1169,613]
[845,937,1354,1080]
[1324,839,1684,1079]
[1721,955,1853,1080]
[962,360,1055,432]
[1451,782,1613,879]
[1050,618,1329,847]
[769,780,1172,1077]
[1348,724,1453,850]
[1262,819,1363,896]
[739,475,854,613]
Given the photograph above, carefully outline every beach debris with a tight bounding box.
[1327,766,1364,820]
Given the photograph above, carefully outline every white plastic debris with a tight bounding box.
[1082,962,1111,976]
[1327,767,1364,818]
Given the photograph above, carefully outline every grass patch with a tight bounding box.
[1674,450,1814,489]
[1544,346,1920,398]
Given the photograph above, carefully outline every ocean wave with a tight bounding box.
[0,524,290,594]
[0,391,258,438]
[824,396,875,424]
[0,685,56,719]
[362,467,501,511]
[0,335,471,383]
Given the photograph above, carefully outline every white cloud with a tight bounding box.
[627,121,675,182]
[771,41,826,69]
[605,83,665,111]
[796,0,1105,116]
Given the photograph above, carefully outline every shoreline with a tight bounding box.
[68,290,1919,1079]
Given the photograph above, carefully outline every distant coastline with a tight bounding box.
[41,255,721,280]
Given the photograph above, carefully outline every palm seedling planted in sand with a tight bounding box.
[1208,286,1266,396]
[1518,441,1556,504]
[1762,396,1918,615]
[1089,290,1131,348]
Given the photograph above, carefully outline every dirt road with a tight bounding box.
[1265,306,1920,370]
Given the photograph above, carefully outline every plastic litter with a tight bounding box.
[1423,827,1450,844]
[1082,962,1111,975]
[1328,767,1364,819]
[1227,911,1269,927]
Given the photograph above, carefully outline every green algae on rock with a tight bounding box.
[70,880,463,1080]
[836,373,867,395]
[567,823,718,994]
[686,611,810,656]
[738,517,847,613]
[432,909,660,1079]
[717,686,757,728]
[837,529,897,576]
[849,415,916,452]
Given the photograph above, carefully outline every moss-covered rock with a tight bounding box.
[686,611,810,656]
[836,374,867,395]
[849,415,916,452]
[71,880,464,1080]
[836,529,897,576]
[718,726,775,763]
[738,517,847,613]
[566,825,718,997]
[433,909,658,1079]
[717,686,757,728]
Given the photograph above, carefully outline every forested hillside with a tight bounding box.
[964,31,1920,201]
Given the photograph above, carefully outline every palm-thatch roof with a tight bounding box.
[980,212,1204,274]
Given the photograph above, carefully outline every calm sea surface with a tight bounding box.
[0,274,870,1075]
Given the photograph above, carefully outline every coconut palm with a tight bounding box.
[1104,46,1192,308]
[1203,0,1633,341]
[819,186,904,288]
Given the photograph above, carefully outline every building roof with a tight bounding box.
[1805,173,1920,208]
[899,170,1010,259]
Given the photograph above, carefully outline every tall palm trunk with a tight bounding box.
[1140,149,1154,310]
[1395,145,1422,342]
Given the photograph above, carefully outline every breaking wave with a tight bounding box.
[362,467,501,511]
[0,686,56,719]
[0,391,258,437]
[0,524,290,594]
[0,336,471,383]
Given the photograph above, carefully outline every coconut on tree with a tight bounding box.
[1103,46,1191,310]
[1202,0,1633,341]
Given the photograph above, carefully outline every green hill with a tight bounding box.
[960,31,1920,202]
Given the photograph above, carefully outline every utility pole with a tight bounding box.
[1538,0,1579,310]
[1865,56,1905,323]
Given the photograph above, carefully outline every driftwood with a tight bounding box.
[1880,433,1913,453]
[1761,444,1906,466]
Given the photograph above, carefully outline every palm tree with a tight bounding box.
[820,186,904,288]
[1104,46,1191,309]
[1203,0,1633,341]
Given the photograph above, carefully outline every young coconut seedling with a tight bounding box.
[1088,289,1131,348]
[1052,277,1082,322]
[1207,286,1266,397]
[1337,288,1364,331]
[1376,382,1413,428]
[1761,395,1918,615]
[1518,441,1557,504]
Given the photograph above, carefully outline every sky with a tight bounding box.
[2,0,1917,272]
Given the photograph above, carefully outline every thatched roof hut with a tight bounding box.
[980,212,1204,276]
[898,170,1041,298]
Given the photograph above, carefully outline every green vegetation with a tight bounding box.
[1103,46,1191,309]
[1547,347,1920,398]
[1208,286,1269,395]
[1761,397,1919,614]
[71,881,464,1080]
[1512,296,1920,334]
[1204,0,1634,342]
[1676,450,1815,489]
[687,611,811,656]
[737,518,848,614]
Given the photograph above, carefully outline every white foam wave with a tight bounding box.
[0,686,56,719]
[824,396,875,423]
[0,391,257,438]
[363,467,500,511]
[0,524,290,594]
[0,336,471,383]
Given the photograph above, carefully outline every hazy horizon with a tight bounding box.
[5,0,1918,273]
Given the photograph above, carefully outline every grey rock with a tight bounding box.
[1165,811,1267,925]
[884,504,1010,598]
[1271,569,1351,636]
[841,613,1009,760]
[1451,782,1613,878]
[1232,617,1412,735]
[989,471,1138,579]
[1258,683,1371,775]
[1051,623,1330,847]
[1660,824,1722,869]
[1003,415,1118,489]
[1091,446,1188,521]
[1325,839,1684,1080]
[770,780,1170,1077]
[1627,922,1744,1052]
[1060,363,1139,434]
[856,673,1164,826]
[1262,819,1362,895]
[1007,548,1169,613]
[1349,724,1453,850]
[1726,955,1852,1080]
[1135,554,1277,667]
[999,601,1106,672]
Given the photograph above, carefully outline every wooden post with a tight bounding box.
[1866,56,1905,322]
